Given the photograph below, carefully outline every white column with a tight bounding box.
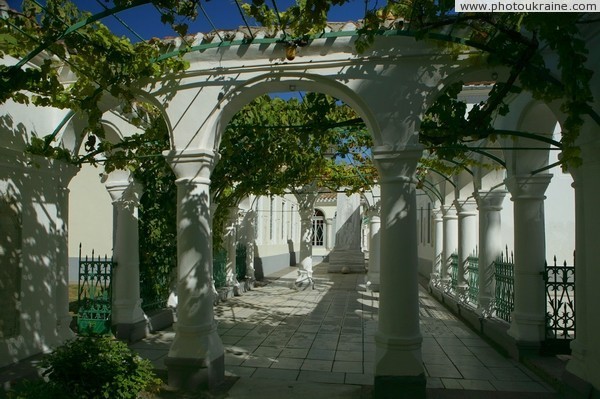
[244,210,256,283]
[367,204,381,292]
[55,162,79,343]
[373,146,425,396]
[505,174,552,347]
[295,188,318,281]
[441,204,458,291]
[566,132,600,391]
[455,199,478,303]
[474,190,507,317]
[225,207,240,291]
[163,148,224,390]
[325,217,334,250]
[429,207,443,287]
[105,170,146,341]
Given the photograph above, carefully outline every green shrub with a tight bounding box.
[8,336,161,399]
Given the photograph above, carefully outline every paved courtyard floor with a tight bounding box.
[131,263,558,398]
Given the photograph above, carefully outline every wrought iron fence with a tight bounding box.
[77,246,115,336]
[494,247,514,323]
[236,243,247,281]
[544,255,575,352]
[467,253,479,305]
[449,253,459,292]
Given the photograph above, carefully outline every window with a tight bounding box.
[311,209,325,246]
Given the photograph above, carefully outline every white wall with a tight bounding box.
[67,164,113,282]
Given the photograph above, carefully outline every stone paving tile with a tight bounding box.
[422,353,454,366]
[225,365,256,377]
[426,377,444,388]
[338,342,362,352]
[459,379,496,390]
[299,370,345,384]
[279,348,309,359]
[335,350,362,362]
[345,373,373,385]
[311,340,338,350]
[252,346,282,358]
[450,354,485,367]
[455,365,495,380]
[459,337,490,347]
[332,360,362,373]
[425,364,462,379]
[307,348,336,360]
[301,359,333,371]
[491,380,553,392]
[488,366,534,381]
[441,378,463,389]
[251,368,299,381]
[270,357,304,370]
[220,335,241,345]
[242,356,275,368]
[224,353,247,366]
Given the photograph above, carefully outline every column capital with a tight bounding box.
[505,174,552,200]
[454,198,478,215]
[373,145,423,184]
[365,202,381,218]
[163,148,217,183]
[474,189,507,211]
[441,204,457,218]
[431,206,443,219]
[105,170,143,205]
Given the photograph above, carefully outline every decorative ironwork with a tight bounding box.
[494,247,514,323]
[544,255,575,352]
[236,243,247,281]
[213,248,227,289]
[467,253,479,305]
[77,245,115,336]
[449,253,459,292]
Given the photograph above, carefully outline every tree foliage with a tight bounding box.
[241,1,597,170]
[211,92,375,248]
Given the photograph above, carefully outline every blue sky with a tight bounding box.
[62,0,372,42]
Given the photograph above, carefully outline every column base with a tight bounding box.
[429,272,440,288]
[456,284,469,304]
[113,319,148,343]
[374,374,426,399]
[366,280,380,292]
[367,271,380,292]
[475,295,495,318]
[507,311,545,345]
[513,340,542,360]
[165,354,225,391]
[56,314,76,342]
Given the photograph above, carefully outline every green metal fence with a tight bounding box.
[77,247,115,336]
[467,253,479,305]
[449,253,459,292]
[494,248,514,323]
[544,255,575,353]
